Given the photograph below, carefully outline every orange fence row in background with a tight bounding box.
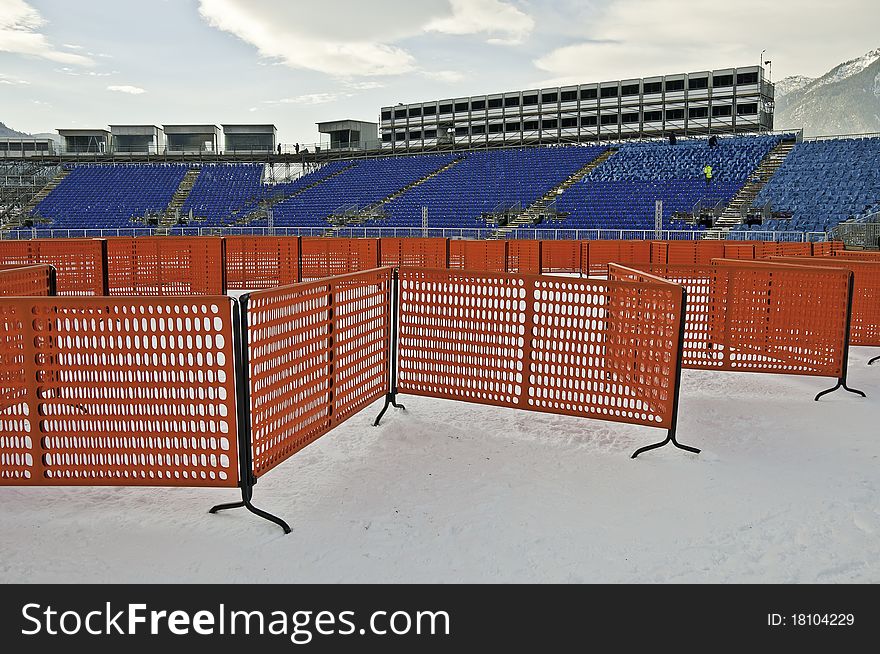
[448,239,507,272]
[379,237,448,269]
[0,264,54,297]
[506,240,541,274]
[225,235,300,290]
[609,261,854,392]
[300,236,380,280]
[0,238,105,295]
[540,240,581,273]
[585,240,652,275]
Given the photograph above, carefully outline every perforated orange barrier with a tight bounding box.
[0,295,240,486]
[300,237,380,280]
[506,240,541,274]
[812,241,845,256]
[540,240,581,273]
[585,240,652,276]
[0,264,54,296]
[771,256,880,347]
[244,268,392,479]
[225,236,300,290]
[722,243,756,260]
[610,261,852,380]
[105,236,225,295]
[448,239,507,272]
[379,237,448,269]
[0,239,105,296]
[651,241,725,265]
[833,250,880,261]
[395,268,685,433]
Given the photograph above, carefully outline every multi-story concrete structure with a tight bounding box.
[380,65,774,151]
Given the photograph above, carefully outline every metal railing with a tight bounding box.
[831,222,880,249]
[0,225,829,242]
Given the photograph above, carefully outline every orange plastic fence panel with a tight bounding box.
[105,236,225,295]
[396,268,684,430]
[0,265,53,296]
[379,237,448,269]
[813,241,845,256]
[651,241,669,264]
[506,240,541,274]
[722,243,756,260]
[694,241,725,264]
[300,238,380,280]
[0,296,239,486]
[587,240,652,275]
[245,268,392,478]
[448,239,507,272]
[771,256,880,346]
[833,250,880,261]
[540,240,581,273]
[778,242,812,257]
[0,239,105,296]
[754,242,782,259]
[224,236,300,290]
[614,261,850,377]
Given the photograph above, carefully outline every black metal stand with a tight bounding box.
[868,355,880,365]
[209,296,291,534]
[374,268,406,426]
[632,287,701,458]
[814,275,866,401]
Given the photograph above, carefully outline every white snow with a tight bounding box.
[1,347,879,583]
[775,75,815,97]
[808,47,880,94]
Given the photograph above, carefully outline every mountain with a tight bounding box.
[775,48,880,136]
[0,121,61,145]
[0,122,29,138]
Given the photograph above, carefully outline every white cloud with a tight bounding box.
[0,73,30,84]
[534,0,880,84]
[263,93,346,106]
[31,99,51,106]
[107,85,146,95]
[62,43,83,50]
[0,0,94,65]
[425,0,534,45]
[422,69,465,83]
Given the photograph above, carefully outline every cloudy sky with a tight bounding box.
[1,0,878,144]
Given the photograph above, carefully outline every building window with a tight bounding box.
[395,132,406,141]
[523,120,539,131]
[471,100,486,110]
[580,116,598,127]
[488,98,503,109]
[423,105,437,115]
[643,110,662,122]
[622,112,639,124]
[688,77,709,90]
[505,122,521,132]
[454,126,469,136]
[580,88,598,100]
[711,105,733,117]
[600,86,618,98]
[505,96,520,107]
[408,107,422,118]
[541,118,558,129]
[522,94,539,106]
[489,123,503,133]
[561,117,578,128]
[454,102,468,112]
[560,90,577,102]
[471,125,485,135]
[600,114,618,125]
[737,103,758,115]
[439,103,453,113]
[688,107,709,119]
[381,110,391,121]
[665,79,685,92]
[737,72,759,85]
[712,74,734,87]
[424,129,438,138]
[541,92,558,103]
[666,108,685,120]
[643,81,662,94]
[409,131,422,140]
[382,133,392,142]
[621,84,640,96]
[394,109,407,119]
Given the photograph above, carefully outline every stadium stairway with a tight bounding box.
[323,156,466,235]
[703,138,797,239]
[489,148,618,239]
[162,168,202,225]
[232,163,357,225]
[25,168,71,215]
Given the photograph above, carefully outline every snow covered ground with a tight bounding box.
[1,348,878,584]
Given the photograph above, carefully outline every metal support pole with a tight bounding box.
[814,273,867,401]
[374,268,406,425]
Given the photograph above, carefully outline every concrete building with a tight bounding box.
[222,125,277,153]
[110,125,164,154]
[380,65,774,151]
[163,125,221,153]
[58,129,111,154]
[317,120,379,152]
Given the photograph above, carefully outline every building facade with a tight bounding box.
[380,66,774,151]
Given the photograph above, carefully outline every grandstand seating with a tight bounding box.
[736,137,880,234]
[182,163,263,226]
[33,164,187,229]
[555,135,780,231]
